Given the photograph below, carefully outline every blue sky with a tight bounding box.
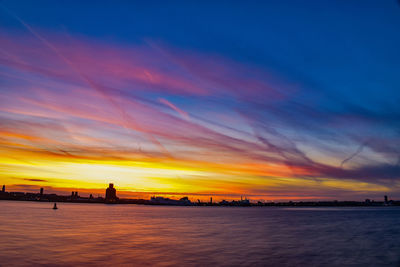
[0,1,399,200]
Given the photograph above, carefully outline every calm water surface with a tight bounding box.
[1,201,400,266]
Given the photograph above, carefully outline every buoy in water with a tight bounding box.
[53,203,58,209]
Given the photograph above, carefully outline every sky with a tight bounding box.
[0,0,399,201]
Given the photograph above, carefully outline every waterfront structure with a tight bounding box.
[70,191,79,199]
[150,196,192,205]
[105,183,118,203]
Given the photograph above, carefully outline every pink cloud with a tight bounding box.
[158,98,190,121]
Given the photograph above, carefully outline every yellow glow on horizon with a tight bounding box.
[0,141,392,200]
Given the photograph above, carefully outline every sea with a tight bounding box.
[1,200,400,266]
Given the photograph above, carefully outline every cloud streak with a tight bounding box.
[0,27,399,200]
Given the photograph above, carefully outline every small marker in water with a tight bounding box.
[53,203,58,210]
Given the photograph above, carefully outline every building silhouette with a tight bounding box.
[2,185,5,193]
[40,188,44,196]
[384,195,388,204]
[70,191,79,200]
[150,196,192,205]
[105,183,118,203]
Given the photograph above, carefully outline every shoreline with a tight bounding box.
[1,195,398,207]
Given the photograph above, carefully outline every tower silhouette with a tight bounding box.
[105,183,118,203]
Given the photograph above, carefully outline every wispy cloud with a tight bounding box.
[0,27,399,200]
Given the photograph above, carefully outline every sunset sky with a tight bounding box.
[1,1,399,201]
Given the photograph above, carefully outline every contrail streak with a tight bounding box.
[340,141,368,168]
[159,98,190,121]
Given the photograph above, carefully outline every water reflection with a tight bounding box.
[1,201,400,266]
